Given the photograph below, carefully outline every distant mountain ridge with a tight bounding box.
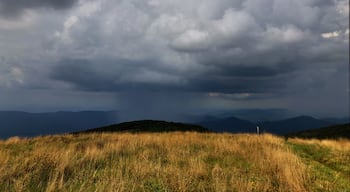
[221,108,294,122]
[260,116,334,135]
[0,111,118,139]
[287,123,350,139]
[198,115,338,135]
[78,120,209,133]
[197,117,256,133]
[320,117,350,125]
[0,111,346,139]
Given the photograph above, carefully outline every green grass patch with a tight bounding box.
[287,141,350,192]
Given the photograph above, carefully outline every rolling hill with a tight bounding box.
[78,120,209,133]
[287,123,350,139]
[259,116,333,135]
[221,108,294,122]
[197,116,257,133]
[320,117,350,125]
[198,115,336,135]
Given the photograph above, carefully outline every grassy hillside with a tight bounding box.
[0,133,349,191]
[78,120,209,133]
[287,123,350,139]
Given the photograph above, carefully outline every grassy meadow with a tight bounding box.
[0,132,349,192]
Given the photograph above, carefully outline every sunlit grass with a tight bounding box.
[287,138,350,192]
[0,133,349,191]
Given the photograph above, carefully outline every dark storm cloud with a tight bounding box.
[189,76,288,94]
[50,59,186,92]
[50,59,116,92]
[47,0,348,98]
[0,0,348,117]
[0,0,77,18]
[51,58,291,96]
[47,1,349,86]
[220,65,294,77]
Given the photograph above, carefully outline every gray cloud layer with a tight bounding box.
[0,0,78,18]
[0,0,348,118]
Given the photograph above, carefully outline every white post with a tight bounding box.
[256,126,260,135]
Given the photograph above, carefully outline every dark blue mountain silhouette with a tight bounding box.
[0,111,341,139]
[221,108,294,122]
[197,116,257,133]
[287,123,350,139]
[0,111,118,139]
[197,115,335,135]
[320,117,350,125]
[260,116,333,135]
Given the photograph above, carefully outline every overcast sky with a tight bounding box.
[0,0,348,120]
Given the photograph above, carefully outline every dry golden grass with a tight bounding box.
[0,133,349,191]
[287,137,350,192]
[290,137,350,151]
